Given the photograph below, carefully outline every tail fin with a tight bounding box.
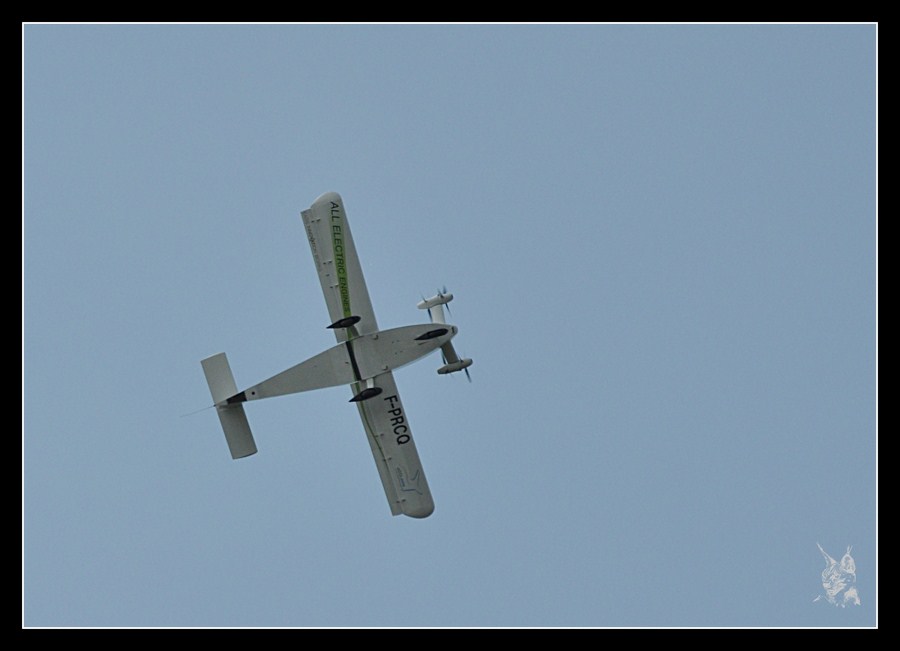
[201,353,258,459]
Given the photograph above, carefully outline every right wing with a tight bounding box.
[302,193,433,517]
[354,372,434,518]
[302,192,378,342]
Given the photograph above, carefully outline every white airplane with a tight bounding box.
[201,192,472,518]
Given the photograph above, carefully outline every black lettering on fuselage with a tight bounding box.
[383,394,410,444]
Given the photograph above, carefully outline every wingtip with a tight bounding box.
[312,191,342,206]
[403,504,435,519]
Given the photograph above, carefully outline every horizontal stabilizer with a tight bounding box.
[201,352,239,405]
[202,353,258,459]
[215,403,258,459]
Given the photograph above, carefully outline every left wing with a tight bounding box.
[301,192,378,342]
[354,372,434,518]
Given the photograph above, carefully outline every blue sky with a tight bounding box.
[23,23,876,627]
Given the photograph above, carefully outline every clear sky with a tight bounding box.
[23,23,876,627]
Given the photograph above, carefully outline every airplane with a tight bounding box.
[200,192,472,518]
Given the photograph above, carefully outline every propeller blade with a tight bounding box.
[440,286,452,316]
[464,367,472,383]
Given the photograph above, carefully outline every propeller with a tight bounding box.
[441,348,472,383]
[461,345,472,383]
[439,286,452,317]
[452,358,473,383]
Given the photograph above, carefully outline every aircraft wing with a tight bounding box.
[302,192,379,342]
[354,372,435,518]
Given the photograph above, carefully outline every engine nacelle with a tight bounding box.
[416,294,453,310]
[417,292,454,310]
[437,358,473,375]
[418,292,454,325]
[420,291,470,377]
